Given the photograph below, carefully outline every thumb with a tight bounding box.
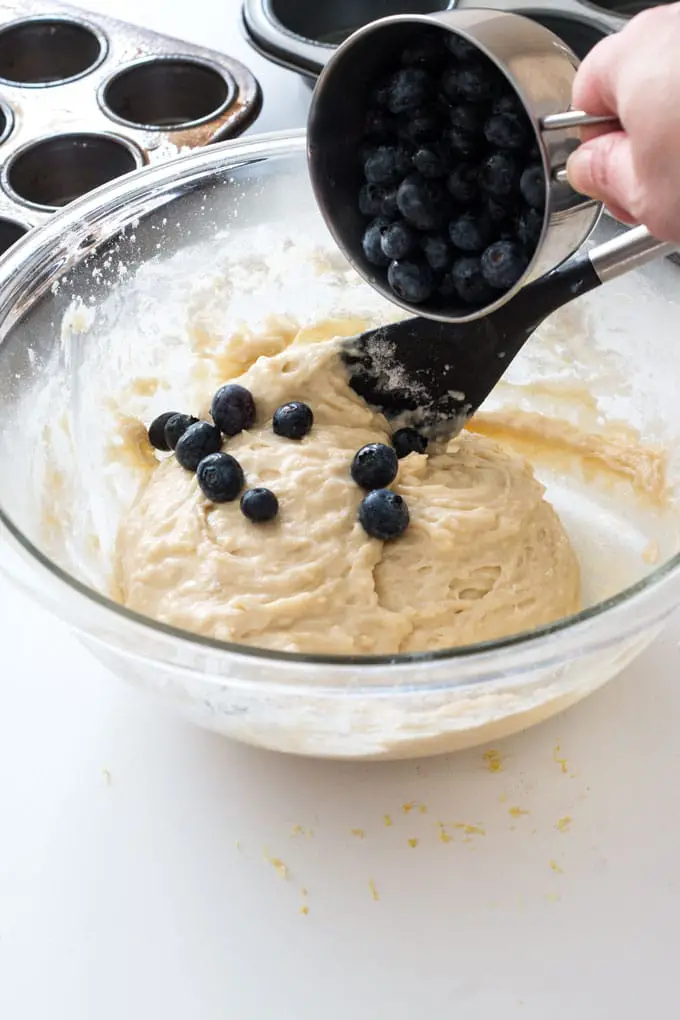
[566,132,640,224]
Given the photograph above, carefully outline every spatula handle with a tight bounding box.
[588,225,676,283]
[503,226,675,343]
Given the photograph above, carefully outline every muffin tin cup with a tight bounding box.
[0,99,13,145]
[242,0,629,80]
[0,0,261,252]
[3,131,145,212]
[99,55,236,133]
[0,14,108,86]
[0,215,29,251]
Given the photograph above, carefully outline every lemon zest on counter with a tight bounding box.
[264,849,289,880]
[483,749,504,772]
[454,823,486,836]
[437,822,453,844]
[553,743,568,774]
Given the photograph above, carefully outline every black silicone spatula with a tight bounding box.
[344,225,674,435]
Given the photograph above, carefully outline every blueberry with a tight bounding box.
[440,66,461,102]
[196,451,244,502]
[398,108,442,144]
[273,401,314,440]
[386,68,434,114]
[412,145,447,179]
[359,183,386,217]
[396,173,446,231]
[492,93,523,117]
[457,62,496,102]
[240,487,279,523]
[358,137,377,165]
[421,232,453,272]
[364,145,409,186]
[387,259,434,304]
[484,112,530,150]
[446,162,479,204]
[401,34,448,68]
[392,427,428,458]
[486,194,514,224]
[520,163,546,209]
[371,81,391,108]
[479,152,520,197]
[381,220,416,260]
[437,271,457,299]
[362,218,390,267]
[499,220,518,242]
[210,383,256,436]
[395,145,414,176]
[381,187,399,217]
[164,412,199,451]
[445,126,482,159]
[175,421,222,471]
[517,206,543,247]
[364,108,394,140]
[481,240,529,290]
[445,33,478,61]
[449,211,493,253]
[148,410,179,451]
[449,256,496,305]
[358,489,410,541]
[448,103,484,135]
[351,442,398,490]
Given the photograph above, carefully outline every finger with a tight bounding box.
[571,33,622,116]
[579,123,618,145]
[566,131,641,215]
[600,202,637,226]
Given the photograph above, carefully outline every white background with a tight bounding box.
[1,2,680,1017]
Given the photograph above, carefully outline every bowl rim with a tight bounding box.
[0,127,678,671]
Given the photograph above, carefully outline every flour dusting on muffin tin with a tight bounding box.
[0,0,262,253]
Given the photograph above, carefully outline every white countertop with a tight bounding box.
[2,3,680,1018]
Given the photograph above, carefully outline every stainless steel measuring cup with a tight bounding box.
[307,8,631,323]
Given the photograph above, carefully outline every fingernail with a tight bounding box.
[566,146,593,195]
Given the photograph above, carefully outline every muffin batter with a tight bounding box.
[115,332,581,654]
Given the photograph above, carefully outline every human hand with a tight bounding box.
[566,3,680,242]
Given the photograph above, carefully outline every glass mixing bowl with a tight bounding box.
[0,130,679,760]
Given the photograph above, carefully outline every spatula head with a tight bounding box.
[342,313,513,436]
[341,252,601,436]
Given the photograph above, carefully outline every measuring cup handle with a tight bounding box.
[542,111,621,131]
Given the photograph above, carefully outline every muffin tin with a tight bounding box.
[242,0,644,80]
[0,0,262,253]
